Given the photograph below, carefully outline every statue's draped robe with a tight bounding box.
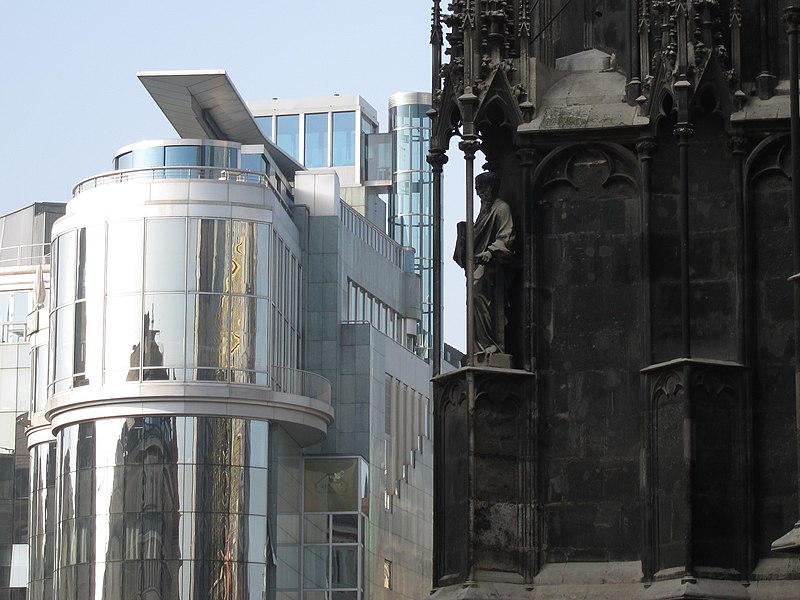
[456,198,515,353]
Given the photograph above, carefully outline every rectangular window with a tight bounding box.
[332,111,356,166]
[276,114,300,160]
[165,145,200,167]
[254,116,273,140]
[383,559,392,589]
[384,374,392,436]
[304,113,328,168]
[131,146,164,169]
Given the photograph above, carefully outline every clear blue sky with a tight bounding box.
[1,0,468,350]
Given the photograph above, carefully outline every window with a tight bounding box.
[255,116,273,140]
[301,458,367,599]
[332,111,356,166]
[276,114,300,160]
[383,559,392,589]
[345,280,406,345]
[304,113,328,168]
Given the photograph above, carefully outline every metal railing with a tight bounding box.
[339,201,409,270]
[270,367,331,405]
[0,244,51,268]
[72,166,290,201]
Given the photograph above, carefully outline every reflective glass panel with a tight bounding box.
[132,146,165,169]
[255,298,268,373]
[304,113,328,168]
[165,145,200,167]
[255,116,273,140]
[115,152,132,170]
[32,345,47,413]
[331,514,358,543]
[230,221,256,295]
[304,458,359,513]
[143,294,185,378]
[104,295,142,382]
[332,545,358,588]
[242,153,268,174]
[188,219,229,294]
[73,301,87,384]
[106,220,143,295]
[76,228,87,300]
[186,293,228,370]
[302,545,329,589]
[248,420,269,469]
[255,224,270,297]
[53,305,74,385]
[277,545,300,589]
[55,230,76,307]
[277,514,299,545]
[365,132,392,180]
[276,115,300,160]
[230,295,257,371]
[145,219,187,292]
[361,115,375,135]
[332,111,356,167]
[202,145,237,169]
[303,514,328,544]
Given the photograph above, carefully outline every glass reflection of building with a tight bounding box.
[17,71,433,600]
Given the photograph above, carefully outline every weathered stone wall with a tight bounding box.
[535,143,642,562]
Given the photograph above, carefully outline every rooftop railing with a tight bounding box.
[0,244,51,269]
[339,200,411,271]
[72,166,291,204]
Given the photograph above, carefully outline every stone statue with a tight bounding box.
[454,171,515,362]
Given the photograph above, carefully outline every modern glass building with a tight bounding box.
[0,203,65,600]
[387,93,433,361]
[9,71,434,600]
[249,93,434,361]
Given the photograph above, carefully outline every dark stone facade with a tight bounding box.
[429,1,800,598]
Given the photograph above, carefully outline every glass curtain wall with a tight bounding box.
[0,288,32,598]
[274,457,368,600]
[48,217,302,392]
[388,100,433,360]
[52,416,272,600]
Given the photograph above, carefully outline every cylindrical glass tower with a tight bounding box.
[29,139,333,600]
[387,93,433,360]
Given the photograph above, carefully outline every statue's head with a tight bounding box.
[475,171,500,197]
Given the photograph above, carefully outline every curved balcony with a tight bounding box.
[45,367,333,447]
[72,166,290,203]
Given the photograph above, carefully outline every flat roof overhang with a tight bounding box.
[138,70,304,180]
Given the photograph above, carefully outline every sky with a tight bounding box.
[1,0,468,351]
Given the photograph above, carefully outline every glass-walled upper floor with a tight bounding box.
[48,216,302,396]
[113,139,240,171]
[254,111,364,169]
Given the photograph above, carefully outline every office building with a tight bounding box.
[248,94,434,360]
[7,70,433,600]
[0,204,65,600]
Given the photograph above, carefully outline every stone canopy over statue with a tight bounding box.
[454,171,515,366]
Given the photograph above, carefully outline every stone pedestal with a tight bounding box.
[431,367,535,593]
[641,358,751,595]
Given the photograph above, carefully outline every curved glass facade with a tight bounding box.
[51,416,271,600]
[113,140,239,172]
[388,97,433,360]
[49,216,301,394]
